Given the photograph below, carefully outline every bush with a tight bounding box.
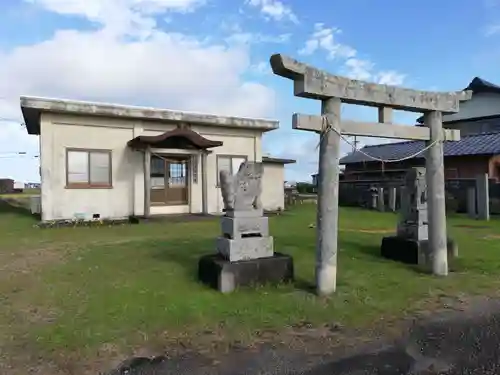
[296,182,316,194]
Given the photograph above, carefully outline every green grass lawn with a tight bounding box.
[1,201,500,370]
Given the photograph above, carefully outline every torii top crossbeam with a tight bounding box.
[269,54,471,113]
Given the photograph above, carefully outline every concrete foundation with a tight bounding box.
[198,253,294,293]
[380,236,458,272]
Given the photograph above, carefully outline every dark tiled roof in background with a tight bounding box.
[340,131,500,164]
[464,77,500,93]
[417,77,500,123]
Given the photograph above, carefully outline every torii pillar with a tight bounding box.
[269,54,471,295]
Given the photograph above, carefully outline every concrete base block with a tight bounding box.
[380,236,458,272]
[198,252,294,293]
[217,236,274,262]
[220,216,269,239]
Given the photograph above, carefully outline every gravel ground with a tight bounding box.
[104,298,500,375]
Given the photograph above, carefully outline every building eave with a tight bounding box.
[20,96,280,135]
[262,156,296,165]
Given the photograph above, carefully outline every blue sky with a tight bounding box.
[0,0,499,183]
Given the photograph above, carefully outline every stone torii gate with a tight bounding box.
[269,54,472,296]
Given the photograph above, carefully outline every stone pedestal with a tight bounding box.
[220,216,269,239]
[217,213,274,262]
[216,236,274,262]
[198,253,294,293]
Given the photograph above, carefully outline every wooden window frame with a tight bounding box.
[216,154,248,186]
[65,148,113,189]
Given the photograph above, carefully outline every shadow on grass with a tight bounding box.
[150,237,319,294]
[150,237,213,281]
[341,237,426,274]
[294,277,316,294]
[0,198,40,220]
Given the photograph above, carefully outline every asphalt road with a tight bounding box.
[105,301,500,375]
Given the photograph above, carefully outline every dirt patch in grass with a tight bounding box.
[483,234,500,240]
[0,247,67,279]
[454,224,490,229]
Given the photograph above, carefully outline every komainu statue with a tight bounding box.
[219,161,263,213]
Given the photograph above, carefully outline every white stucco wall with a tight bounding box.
[261,163,285,212]
[39,112,266,221]
[40,113,138,221]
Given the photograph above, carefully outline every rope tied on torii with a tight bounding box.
[317,115,440,163]
[269,53,472,296]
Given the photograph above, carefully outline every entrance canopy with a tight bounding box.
[127,125,223,150]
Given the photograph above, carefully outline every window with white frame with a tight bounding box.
[66,149,112,188]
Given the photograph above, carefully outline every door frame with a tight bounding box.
[150,153,190,207]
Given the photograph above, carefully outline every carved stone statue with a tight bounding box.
[397,167,428,240]
[219,161,263,214]
[382,166,458,271]
[197,159,293,294]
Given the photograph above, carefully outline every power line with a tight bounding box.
[0,117,22,123]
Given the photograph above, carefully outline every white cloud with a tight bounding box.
[225,32,291,45]
[25,0,206,38]
[342,59,406,86]
[250,61,270,75]
[299,23,356,60]
[343,58,374,81]
[0,1,279,182]
[246,0,298,24]
[299,23,406,86]
[1,29,275,117]
[484,23,500,36]
[375,70,406,86]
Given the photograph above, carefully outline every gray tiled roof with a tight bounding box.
[340,131,500,164]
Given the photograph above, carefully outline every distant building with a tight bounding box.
[312,174,318,186]
[339,77,500,181]
[0,178,14,194]
[311,171,344,186]
[13,181,24,190]
[25,182,41,189]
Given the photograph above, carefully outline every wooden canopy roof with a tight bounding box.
[127,125,223,150]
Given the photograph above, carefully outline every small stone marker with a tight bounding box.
[370,188,377,210]
[381,167,458,271]
[466,187,476,219]
[476,174,490,221]
[377,187,384,212]
[388,187,397,212]
[198,162,294,293]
